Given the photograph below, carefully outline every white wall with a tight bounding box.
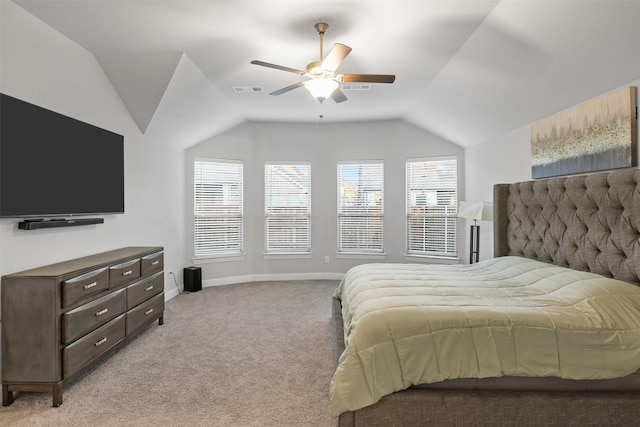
[464,82,640,261]
[186,119,465,284]
[0,3,186,296]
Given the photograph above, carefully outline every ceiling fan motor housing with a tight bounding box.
[315,22,329,34]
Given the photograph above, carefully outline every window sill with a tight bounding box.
[192,254,245,264]
[336,252,386,260]
[403,254,460,264]
[263,253,312,260]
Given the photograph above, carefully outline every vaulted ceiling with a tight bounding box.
[12,0,640,149]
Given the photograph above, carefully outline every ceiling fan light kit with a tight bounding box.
[304,78,339,103]
[251,22,395,104]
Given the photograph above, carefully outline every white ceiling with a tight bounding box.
[12,0,640,149]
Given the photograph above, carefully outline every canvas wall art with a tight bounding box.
[531,86,637,179]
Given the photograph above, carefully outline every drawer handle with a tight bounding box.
[144,308,154,315]
[95,337,107,347]
[151,260,159,266]
[83,281,98,290]
[122,270,133,276]
[145,285,154,291]
[95,308,108,317]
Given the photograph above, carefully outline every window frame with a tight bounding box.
[193,158,244,260]
[337,160,385,255]
[405,156,458,259]
[264,161,312,255]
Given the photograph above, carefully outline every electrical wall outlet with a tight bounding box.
[324,255,330,264]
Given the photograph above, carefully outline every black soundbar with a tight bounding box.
[18,218,104,230]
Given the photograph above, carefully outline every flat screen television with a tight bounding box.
[0,93,124,218]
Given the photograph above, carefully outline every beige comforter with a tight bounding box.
[330,256,640,416]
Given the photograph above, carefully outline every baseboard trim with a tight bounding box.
[203,272,344,287]
[164,286,180,300]
[166,272,344,299]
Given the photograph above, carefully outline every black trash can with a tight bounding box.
[183,266,202,292]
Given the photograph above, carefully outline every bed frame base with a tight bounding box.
[337,388,640,427]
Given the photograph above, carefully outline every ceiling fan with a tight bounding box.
[251,22,395,103]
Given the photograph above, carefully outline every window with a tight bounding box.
[264,162,311,253]
[337,161,384,253]
[193,159,243,258]
[406,157,458,257]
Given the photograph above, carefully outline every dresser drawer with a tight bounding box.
[63,314,125,378]
[109,258,140,288]
[62,267,109,308]
[141,251,164,276]
[127,271,164,310]
[62,288,126,344]
[126,293,164,335]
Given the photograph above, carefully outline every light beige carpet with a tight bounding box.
[0,280,339,427]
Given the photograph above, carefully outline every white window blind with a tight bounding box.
[337,162,384,253]
[194,159,243,258]
[406,157,457,257]
[264,163,311,253]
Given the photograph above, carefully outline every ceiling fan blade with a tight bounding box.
[321,43,352,72]
[269,82,305,96]
[338,74,396,83]
[251,60,305,75]
[331,89,348,103]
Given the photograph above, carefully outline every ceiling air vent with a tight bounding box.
[232,86,263,93]
[341,84,371,91]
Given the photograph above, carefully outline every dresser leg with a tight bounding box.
[52,384,63,407]
[2,384,14,406]
[159,314,164,326]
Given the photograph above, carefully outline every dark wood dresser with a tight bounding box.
[1,246,165,407]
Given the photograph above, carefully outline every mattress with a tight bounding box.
[330,256,640,416]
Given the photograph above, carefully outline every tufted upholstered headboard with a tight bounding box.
[493,168,640,285]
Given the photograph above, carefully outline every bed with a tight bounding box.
[331,168,640,426]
